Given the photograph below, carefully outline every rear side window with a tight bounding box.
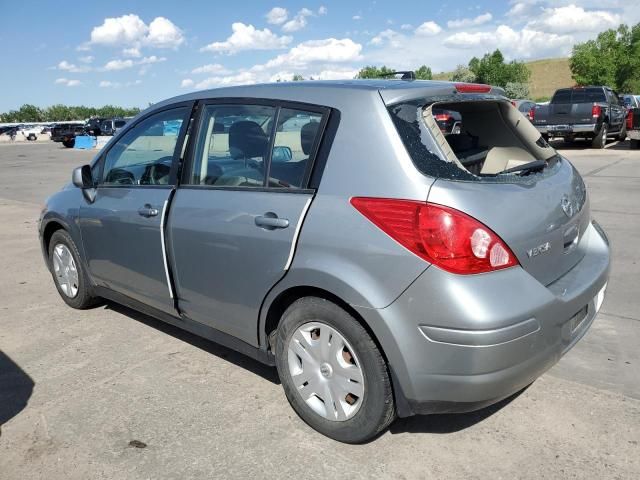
[185,104,323,189]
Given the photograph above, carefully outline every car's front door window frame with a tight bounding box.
[92,101,195,189]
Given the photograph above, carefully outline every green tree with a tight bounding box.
[468,49,529,88]
[415,65,432,80]
[355,65,396,79]
[505,82,530,99]
[450,65,476,83]
[292,74,305,81]
[570,23,640,92]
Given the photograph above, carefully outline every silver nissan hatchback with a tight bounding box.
[39,80,610,443]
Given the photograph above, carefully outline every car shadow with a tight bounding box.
[0,350,35,429]
[551,138,631,151]
[102,301,280,385]
[388,387,527,436]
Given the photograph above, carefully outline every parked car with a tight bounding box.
[531,86,627,148]
[100,118,128,136]
[511,99,537,121]
[20,124,43,141]
[51,123,85,146]
[84,118,108,136]
[624,95,640,149]
[621,94,640,110]
[39,80,610,443]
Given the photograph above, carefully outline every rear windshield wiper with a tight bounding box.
[498,159,546,175]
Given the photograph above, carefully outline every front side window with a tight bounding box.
[101,107,188,186]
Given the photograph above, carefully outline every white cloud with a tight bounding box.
[447,13,492,29]
[264,38,363,69]
[181,78,195,88]
[527,4,621,34]
[318,6,327,15]
[400,24,412,30]
[103,59,134,71]
[146,16,185,48]
[282,8,314,33]
[78,55,94,64]
[99,79,142,88]
[195,71,259,90]
[370,29,401,47]
[57,60,90,73]
[191,63,231,74]
[506,2,530,18]
[414,21,442,36]
[353,15,362,20]
[139,55,166,64]
[55,78,82,87]
[314,68,359,80]
[266,7,288,25]
[89,14,184,49]
[443,25,573,58]
[122,47,142,58]
[90,14,148,45]
[201,23,292,54]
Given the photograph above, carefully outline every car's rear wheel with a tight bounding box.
[275,297,395,443]
[592,124,607,149]
[62,138,75,148]
[48,230,99,309]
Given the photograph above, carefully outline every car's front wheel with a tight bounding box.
[48,230,99,309]
[275,297,396,443]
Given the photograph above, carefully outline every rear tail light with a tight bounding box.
[434,114,452,121]
[528,106,535,121]
[592,104,602,118]
[350,198,519,274]
[627,109,633,130]
[454,83,492,94]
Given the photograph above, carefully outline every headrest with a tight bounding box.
[229,121,268,159]
[301,121,320,155]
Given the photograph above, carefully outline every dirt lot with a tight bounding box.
[0,141,639,479]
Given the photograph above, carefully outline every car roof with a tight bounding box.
[150,79,498,111]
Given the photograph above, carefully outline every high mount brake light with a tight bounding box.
[350,198,519,275]
[455,83,492,94]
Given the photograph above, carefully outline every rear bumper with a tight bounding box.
[628,129,640,140]
[356,221,610,417]
[535,123,598,135]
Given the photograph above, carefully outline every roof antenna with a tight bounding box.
[380,71,416,81]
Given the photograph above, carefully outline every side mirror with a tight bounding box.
[72,165,94,189]
[272,145,293,163]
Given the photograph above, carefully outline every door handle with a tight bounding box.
[255,213,289,230]
[138,204,159,218]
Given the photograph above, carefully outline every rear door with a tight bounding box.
[79,104,192,313]
[168,100,328,345]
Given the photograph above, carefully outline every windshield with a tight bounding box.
[387,98,559,182]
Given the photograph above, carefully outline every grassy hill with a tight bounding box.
[434,57,573,101]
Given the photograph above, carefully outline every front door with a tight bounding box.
[168,102,327,345]
[80,105,191,313]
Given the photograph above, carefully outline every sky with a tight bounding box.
[1,0,638,111]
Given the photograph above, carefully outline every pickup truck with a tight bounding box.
[51,123,86,147]
[532,86,627,148]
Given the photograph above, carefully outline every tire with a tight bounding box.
[48,230,99,309]
[592,124,608,149]
[62,138,75,148]
[618,124,627,141]
[631,139,640,149]
[275,297,396,443]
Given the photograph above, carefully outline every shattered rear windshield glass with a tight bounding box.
[387,99,560,184]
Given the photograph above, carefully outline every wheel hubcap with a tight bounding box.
[52,244,79,298]
[287,322,364,422]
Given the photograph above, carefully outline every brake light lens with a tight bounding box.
[528,106,535,121]
[627,109,633,130]
[592,104,602,118]
[350,198,519,274]
[455,83,492,94]
[434,114,452,121]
